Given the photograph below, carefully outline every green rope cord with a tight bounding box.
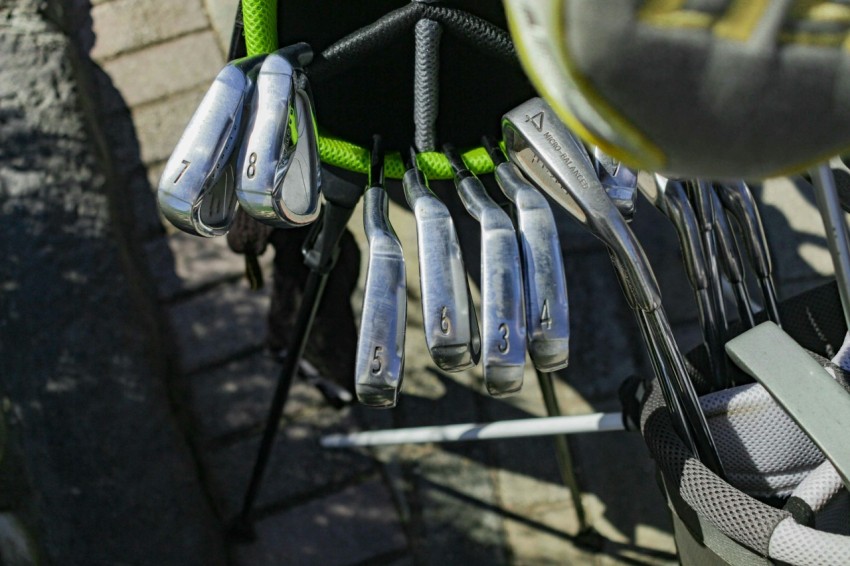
[241,0,499,179]
[242,0,277,56]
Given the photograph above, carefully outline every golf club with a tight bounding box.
[355,136,407,408]
[236,44,321,228]
[809,163,850,331]
[445,144,527,397]
[158,54,266,237]
[402,148,480,372]
[716,181,782,326]
[502,98,723,476]
[686,180,730,342]
[709,186,756,329]
[637,174,727,387]
[484,137,569,372]
[592,147,638,223]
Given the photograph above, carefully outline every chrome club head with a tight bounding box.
[355,136,407,408]
[592,146,638,222]
[402,148,480,372]
[236,44,321,228]
[502,98,724,476]
[157,54,265,237]
[484,137,569,372]
[445,144,526,397]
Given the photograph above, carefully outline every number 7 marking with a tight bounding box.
[173,160,190,183]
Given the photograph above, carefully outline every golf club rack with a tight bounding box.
[157,1,850,563]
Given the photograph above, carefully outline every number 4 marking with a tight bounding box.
[540,299,552,330]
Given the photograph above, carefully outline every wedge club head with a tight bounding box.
[158,54,265,237]
[502,98,723,476]
[485,137,569,372]
[402,148,480,372]
[236,44,321,228]
[355,137,407,408]
[445,145,526,397]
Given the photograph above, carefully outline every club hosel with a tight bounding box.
[454,175,491,222]
[492,162,524,201]
[402,168,431,203]
[603,226,662,312]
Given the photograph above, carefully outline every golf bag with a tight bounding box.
[635,281,850,565]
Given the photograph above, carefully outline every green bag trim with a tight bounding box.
[241,0,498,179]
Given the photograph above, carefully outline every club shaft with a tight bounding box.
[810,164,850,330]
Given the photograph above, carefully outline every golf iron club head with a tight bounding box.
[355,137,407,408]
[402,149,480,372]
[502,98,724,476]
[445,145,526,397]
[592,146,638,222]
[157,54,266,237]
[236,44,322,228]
[484,137,569,372]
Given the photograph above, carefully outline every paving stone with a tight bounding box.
[91,0,209,61]
[144,237,183,300]
[187,352,335,440]
[102,31,223,107]
[203,415,375,518]
[133,85,208,165]
[761,176,836,284]
[233,480,407,566]
[204,0,238,53]
[169,230,273,291]
[168,280,270,374]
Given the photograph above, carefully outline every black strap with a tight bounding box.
[783,496,816,528]
[228,0,247,61]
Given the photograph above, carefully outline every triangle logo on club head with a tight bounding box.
[526,111,544,132]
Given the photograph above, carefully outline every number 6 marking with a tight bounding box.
[498,323,510,354]
[440,306,451,335]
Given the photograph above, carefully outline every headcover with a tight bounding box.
[504,0,850,179]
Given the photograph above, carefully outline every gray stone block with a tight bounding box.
[233,480,407,566]
[133,85,208,165]
[102,31,223,107]
[202,410,375,518]
[186,351,324,440]
[0,3,225,562]
[167,280,271,374]
[91,0,209,61]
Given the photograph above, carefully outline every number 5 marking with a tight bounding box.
[371,346,383,375]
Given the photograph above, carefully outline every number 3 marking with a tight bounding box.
[498,323,510,354]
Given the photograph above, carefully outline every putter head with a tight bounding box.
[445,145,526,396]
[402,148,480,372]
[502,98,661,312]
[715,181,773,279]
[236,44,321,228]
[485,137,569,372]
[592,147,638,222]
[157,54,265,236]
[355,137,407,408]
